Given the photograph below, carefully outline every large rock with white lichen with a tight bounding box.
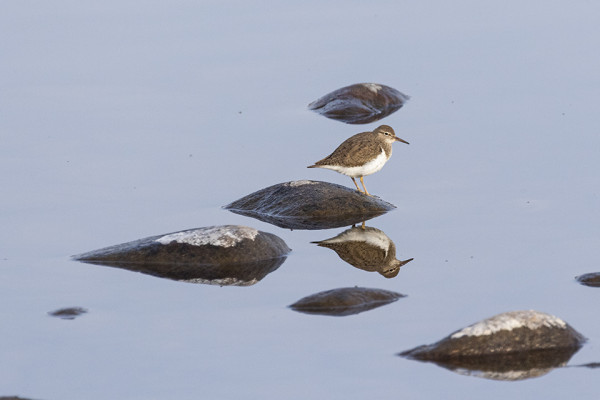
[74,225,290,286]
[224,180,395,230]
[400,310,586,380]
[308,83,410,124]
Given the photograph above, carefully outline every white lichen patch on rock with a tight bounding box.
[155,225,259,248]
[451,310,567,339]
[285,180,318,187]
[363,83,382,93]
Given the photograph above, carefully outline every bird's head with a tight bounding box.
[374,125,409,145]
[380,258,414,278]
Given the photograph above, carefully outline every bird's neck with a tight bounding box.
[382,142,393,159]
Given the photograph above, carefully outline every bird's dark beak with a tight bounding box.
[395,137,409,144]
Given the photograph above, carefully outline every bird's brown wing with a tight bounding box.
[313,132,383,168]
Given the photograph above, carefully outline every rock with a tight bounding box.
[308,83,410,124]
[48,307,88,320]
[0,397,38,400]
[289,287,405,316]
[579,362,600,368]
[74,225,290,286]
[224,180,395,230]
[399,310,586,380]
[312,225,412,278]
[575,272,600,287]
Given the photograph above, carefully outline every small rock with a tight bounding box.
[308,83,410,124]
[399,310,586,380]
[579,362,600,368]
[48,307,88,320]
[73,225,290,286]
[0,397,38,400]
[224,180,395,230]
[289,287,405,316]
[575,272,600,287]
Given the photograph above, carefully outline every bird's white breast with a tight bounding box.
[323,148,389,177]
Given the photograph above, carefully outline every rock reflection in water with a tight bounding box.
[419,348,580,381]
[79,257,287,286]
[312,225,412,278]
[289,287,405,316]
[308,83,410,124]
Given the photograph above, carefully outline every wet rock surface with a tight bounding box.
[308,83,410,124]
[575,272,600,287]
[48,307,88,320]
[224,180,396,230]
[313,225,413,278]
[400,310,586,380]
[73,225,290,286]
[289,287,405,316]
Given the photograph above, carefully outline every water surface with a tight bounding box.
[1,1,599,399]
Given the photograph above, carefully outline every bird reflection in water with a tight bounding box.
[312,223,413,278]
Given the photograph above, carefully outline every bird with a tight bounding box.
[307,125,409,196]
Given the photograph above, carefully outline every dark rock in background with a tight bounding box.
[308,83,410,124]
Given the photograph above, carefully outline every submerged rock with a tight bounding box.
[575,272,600,287]
[74,225,290,286]
[400,310,586,381]
[308,83,410,124]
[224,180,395,230]
[289,287,404,316]
[48,307,88,320]
[312,225,412,278]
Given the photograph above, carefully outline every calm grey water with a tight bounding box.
[1,1,599,399]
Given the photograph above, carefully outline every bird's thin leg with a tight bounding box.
[360,176,371,196]
[351,177,364,193]
[361,221,366,230]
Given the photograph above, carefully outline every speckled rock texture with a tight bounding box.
[308,83,410,124]
[224,180,396,230]
[73,225,290,286]
[289,287,404,316]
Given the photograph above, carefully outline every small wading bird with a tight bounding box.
[308,125,409,196]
